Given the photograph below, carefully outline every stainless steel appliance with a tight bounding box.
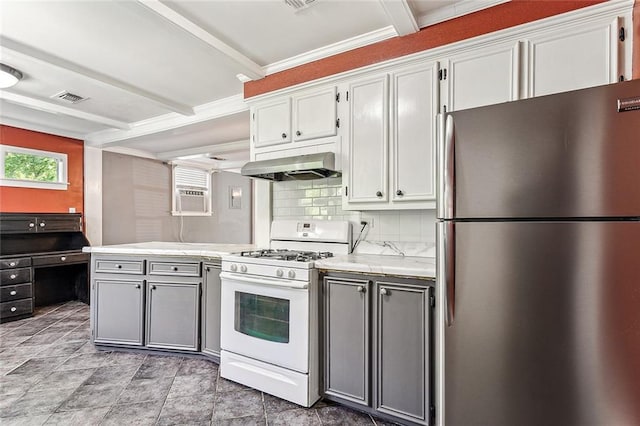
[436,80,640,426]
[220,220,351,407]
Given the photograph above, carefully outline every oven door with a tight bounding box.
[220,271,309,373]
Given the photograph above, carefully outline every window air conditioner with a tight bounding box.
[176,187,208,214]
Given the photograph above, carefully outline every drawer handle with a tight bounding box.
[10,307,17,312]
[380,288,389,296]
[296,130,302,136]
[172,266,178,271]
[9,262,16,267]
[116,264,122,269]
[29,223,35,228]
[10,274,16,280]
[10,290,17,296]
[376,191,383,197]
[40,222,45,227]
[356,285,366,293]
[135,284,141,289]
[61,256,66,261]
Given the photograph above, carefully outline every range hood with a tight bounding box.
[241,152,340,181]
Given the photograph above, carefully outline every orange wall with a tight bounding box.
[0,125,84,214]
[245,0,609,98]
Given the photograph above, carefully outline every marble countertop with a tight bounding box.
[83,241,256,258]
[315,254,436,279]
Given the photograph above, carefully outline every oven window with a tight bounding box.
[235,292,290,343]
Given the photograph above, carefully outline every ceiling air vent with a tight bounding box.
[51,91,88,104]
[284,0,316,12]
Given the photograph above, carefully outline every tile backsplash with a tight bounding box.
[272,178,436,245]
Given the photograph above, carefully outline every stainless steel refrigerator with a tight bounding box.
[436,79,640,426]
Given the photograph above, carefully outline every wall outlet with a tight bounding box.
[363,218,374,228]
[68,207,76,213]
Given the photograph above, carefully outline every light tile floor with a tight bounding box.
[0,301,397,425]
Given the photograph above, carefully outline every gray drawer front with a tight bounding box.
[0,258,31,270]
[95,259,145,275]
[1,298,33,318]
[148,261,201,277]
[0,283,33,302]
[0,268,31,285]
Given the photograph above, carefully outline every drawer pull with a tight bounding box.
[10,290,17,296]
[10,307,17,312]
[9,262,16,267]
[135,284,141,289]
[116,264,122,269]
[172,267,178,271]
[380,288,389,296]
[10,274,16,280]
[61,256,67,261]
[29,223,35,228]
[357,285,366,293]
[40,222,45,227]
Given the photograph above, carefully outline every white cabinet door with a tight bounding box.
[445,42,521,112]
[526,18,620,97]
[293,86,337,142]
[253,98,291,148]
[391,63,439,204]
[347,75,389,204]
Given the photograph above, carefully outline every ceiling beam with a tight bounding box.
[0,91,131,130]
[379,0,419,36]
[0,36,195,116]
[136,0,265,81]
[85,94,248,147]
[0,116,87,141]
[156,140,249,161]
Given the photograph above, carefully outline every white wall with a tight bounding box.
[83,146,102,246]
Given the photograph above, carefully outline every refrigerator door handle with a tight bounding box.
[437,114,455,220]
[437,221,456,326]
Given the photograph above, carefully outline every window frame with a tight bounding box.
[0,144,69,190]
[171,164,213,217]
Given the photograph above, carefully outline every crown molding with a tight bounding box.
[0,116,86,140]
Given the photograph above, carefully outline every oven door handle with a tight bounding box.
[220,271,308,289]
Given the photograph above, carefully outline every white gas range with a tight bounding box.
[219,220,351,407]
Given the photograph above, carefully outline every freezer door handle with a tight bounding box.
[437,221,455,326]
[437,114,455,220]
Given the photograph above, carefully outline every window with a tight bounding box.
[0,145,68,190]
[172,165,212,216]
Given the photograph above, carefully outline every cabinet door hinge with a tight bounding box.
[438,69,448,81]
[430,405,436,420]
[336,118,340,128]
[619,26,626,42]
[252,112,255,120]
[336,92,340,102]
[345,186,348,196]
[430,295,435,307]
[346,91,349,101]
[620,75,625,82]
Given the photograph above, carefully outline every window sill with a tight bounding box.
[0,179,69,191]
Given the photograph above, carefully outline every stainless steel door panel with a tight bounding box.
[449,79,640,219]
[445,220,640,426]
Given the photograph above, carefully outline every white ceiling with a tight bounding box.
[0,0,507,167]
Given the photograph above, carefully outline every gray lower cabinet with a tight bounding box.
[201,262,222,359]
[322,273,434,426]
[93,278,144,346]
[146,280,200,351]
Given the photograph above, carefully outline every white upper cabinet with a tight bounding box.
[250,86,339,160]
[444,41,521,112]
[344,61,439,210]
[391,64,438,204]
[293,86,338,142]
[346,74,389,205]
[525,18,623,97]
[253,98,291,148]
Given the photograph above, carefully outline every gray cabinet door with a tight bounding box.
[146,281,200,351]
[93,279,144,346]
[201,263,221,358]
[323,276,370,406]
[374,281,431,425]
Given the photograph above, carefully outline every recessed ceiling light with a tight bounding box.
[0,63,23,89]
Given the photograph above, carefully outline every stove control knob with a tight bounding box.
[240,265,248,273]
[288,270,296,279]
[230,264,238,272]
[276,268,284,277]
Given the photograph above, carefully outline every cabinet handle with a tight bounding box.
[151,285,156,290]
[380,288,389,296]
[9,262,16,267]
[40,222,45,227]
[356,285,366,293]
[172,266,179,271]
[296,130,301,136]
[29,223,35,228]
[61,256,66,261]
[116,264,122,269]
[281,133,287,139]
[376,191,383,197]
[10,290,17,296]
[10,307,17,312]
[135,284,141,289]
[206,267,210,272]
[396,190,403,196]
[9,274,16,280]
